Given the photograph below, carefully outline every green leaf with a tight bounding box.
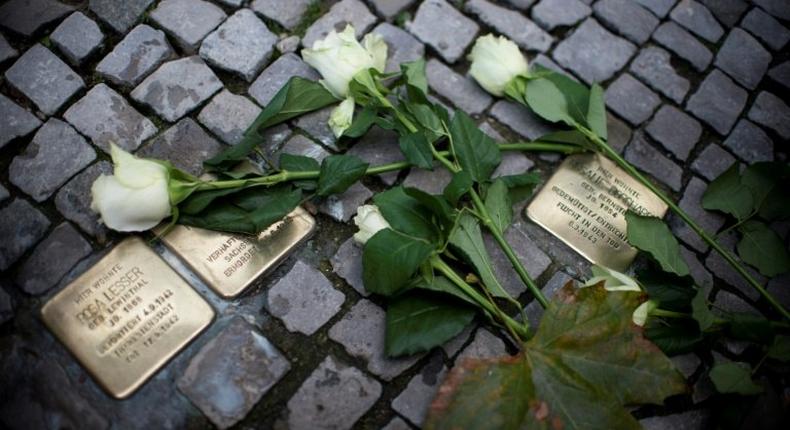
[542,70,592,126]
[399,132,434,169]
[444,170,473,206]
[710,362,763,396]
[449,111,501,183]
[205,77,337,170]
[726,313,775,345]
[374,187,440,243]
[406,103,443,137]
[401,59,428,94]
[767,336,790,362]
[316,155,368,196]
[691,289,715,331]
[179,187,245,215]
[737,220,790,277]
[586,83,607,140]
[701,164,754,221]
[484,179,513,233]
[362,229,434,296]
[499,172,541,203]
[626,211,690,277]
[404,187,455,228]
[411,276,477,306]
[425,284,687,430]
[525,77,572,125]
[385,291,475,357]
[449,213,509,299]
[645,321,704,355]
[280,153,319,190]
[742,162,790,221]
[342,105,377,138]
[637,267,695,311]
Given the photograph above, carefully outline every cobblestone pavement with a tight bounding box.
[1,0,788,429]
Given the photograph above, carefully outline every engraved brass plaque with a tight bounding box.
[526,153,668,271]
[41,237,214,399]
[157,207,316,298]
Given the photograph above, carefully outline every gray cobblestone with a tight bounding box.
[200,9,277,82]
[251,0,311,30]
[138,118,223,176]
[293,107,337,150]
[0,94,41,149]
[0,34,16,63]
[714,289,759,315]
[691,144,736,182]
[456,328,508,362]
[89,0,154,33]
[329,299,422,380]
[646,105,701,160]
[594,0,659,44]
[485,221,551,297]
[392,356,447,427]
[553,19,636,84]
[371,0,416,19]
[670,0,724,43]
[0,199,50,270]
[769,61,790,90]
[722,120,773,163]
[686,69,747,135]
[630,46,690,104]
[15,223,91,296]
[669,176,725,252]
[442,324,474,359]
[275,135,330,165]
[681,245,713,293]
[302,0,377,48]
[624,132,683,191]
[531,0,591,30]
[715,28,772,90]
[700,0,747,28]
[96,24,174,88]
[641,410,710,429]
[249,53,319,107]
[748,91,790,139]
[131,56,223,122]
[605,73,660,126]
[742,8,790,51]
[9,119,95,202]
[5,44,84,116]
[767,274,790,309]
[64,83,158,153]
[408,0,479,63]
[320,182,374,222]
[524,270,572,329]
[286,355,381,430]
[277,35,300,54]
[466,0,553,53]
[198,90,261,145]
[705,233,765,300]
[150,0,226,53]
[490,100,556,140]
[381,417,411,430]
[331,238,367,296]
[55,161,111,241]
[0,185,7,203]
[178,317,290,429]
[635,0,677,17]
[402,167,452,195]
[492,152,534,178]
[754,0,790,21]
[607,113,632,153]
[426,59,492,115]
[0,285,12,324]
[504,0,536,8]
[652,22,712,72]
[347,127,403,185]
[50,12,103,65]
[0,0,72,37]
[373,23,425,74]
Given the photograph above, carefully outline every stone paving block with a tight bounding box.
[705,238,765,301]
[200,9,277,82]
[392,356,447,427]
[607,113,632,154]
[89,0,154,33]
[754,0,790,21]
[714,289,759,315]
[347,127,404,185]
[700,0,747,28]
[640,409,710,429]
[276,35,301,54]
[320,182,373,222]
[4,44,84,116]
[96,24,175,87]
[15,223,91,296]
[9,119,95,202]
[407,0,479,63]
[455,328,508,363]
[402,167,453,195]
[329,300,422,380]
[466,0,553,53]
[553,19,636,84]
[686,69,747,135]
[249,53,319,107]
[55,161,111,241]
[150,0,227,53]
[198,90,261,145]
[0,34,17,63]
[624,132,683,191]
[50,12,103,65]
[605,73,661,126]
[131,56,223,122]
[748,91,790,139]
[593,0,659,44]
[630,46,690,104]
[490,100,556,140]
[178,318,290,430]
[0,0,72,37]
[524,270,573,329]
[251,0,311,30]
[441,324,475,359]
[532,53,572,77]
[691,144,736,182]
[371,0,416,19]
[293,107,337,150]
[302,0,377,48]
[722,120,774,163]
[646,105,701,160]
[64,83,158,153]
[381,417,411,430]
[669,176,725,252]
[670,0,724,43]
[715,28,772,90]
[0,285,12,324]
[635,0,677,17]
[681,245,713,293]
[0,199,50,270]
[504,0,536,8]
[485,222,551,297]
[742,8,790,51]
[768,62,790,90]
[274,135,330,165]
[531,0,591,30]
[373,23,425,74]
[0,94,41,149]
[652,22,712,72]
[0,185,8,203]
[138,118,223,176]
[286,355,381,430]
[267,260,345,335]
[767,274,790,309]
[492,152,534,179]
[331,238,367,296]
[426,59,492,115]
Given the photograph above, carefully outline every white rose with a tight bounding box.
[468,34,528,97]
[302,24,388,98]
[352,204,391,244]
[583,265,641,292]
[91,144,172,232]
[329,97,356,137]
[632,300,658,326]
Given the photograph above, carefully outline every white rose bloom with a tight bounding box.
[352,205,391,244]
[91,144,172,232]
[329,97,356,137]
[302,24,388,98]
[632,300,657,326]
[468,34,528,97]
[584,265,641,292]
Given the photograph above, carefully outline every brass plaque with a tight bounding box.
[41,237,214,399]
[158,207,316,298]
[526,153,668,271]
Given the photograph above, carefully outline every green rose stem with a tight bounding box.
[650,308,790,330]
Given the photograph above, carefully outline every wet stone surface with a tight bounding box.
[5,44,84,115]
[95,24,175,88]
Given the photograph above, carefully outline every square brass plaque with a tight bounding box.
[526,153,669,271]
[157,207,316,298]
[41,237,214,399]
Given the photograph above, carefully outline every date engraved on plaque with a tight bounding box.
[41,237,214,399]
[526,153,668,271]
